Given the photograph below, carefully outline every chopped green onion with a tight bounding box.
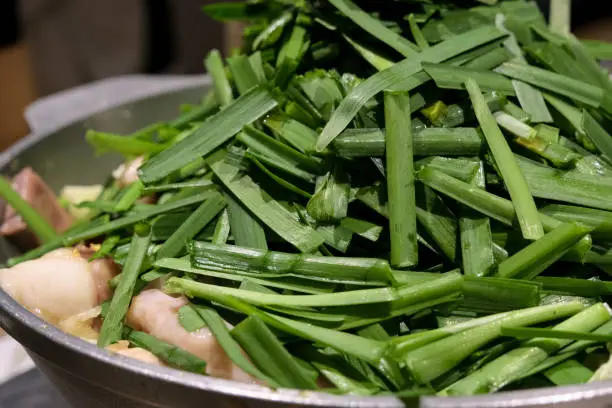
[328,0,418,57]
[333,127,483,157]
[155,194,226,259]
[315,26,506,150]
[189,241,395,286]
[232,316,318,389]
[401,301,585,384]
[63,193,209,245]
[225,192,268,250]
[501,326,612,343]
[156,257,335,294]
[113,181,144,213]
[127,330,206,373]
[86,131,166,156]
[465,78,544,240]
[209,151,323,253]
[139,85,278,184]
[205,49,233,106]
[496,222,591,280]
[441,303,610,395]
[459,163,494,277]
[384,91,418,268]
[194,306,279,386]
[98,226,151,347]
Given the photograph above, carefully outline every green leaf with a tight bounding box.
[543,360,593,386]
[127,330,206,373]
[333,127,483,157]
[466,78,544,240]
[155,194,226,259]
[497,62,605,109]
[63,193,209,245]
[459,164,494,277]
[461,276,541,313]
[86,131,166,156]
[232,316,318,389]
[205,49,234,106]
[441,303,610,395]
[581,110,612,161]
[328,0,418,57]
[306,167,350,223]
[384,91,418,268]
[194,306,280,386]
[402,301,586,385]
[189,241,394,286]
[315,25,506,150]
[98,227,151,347]
[581,39,612,60]
[178,305,207,332]
[423,63,515,94]
[139,85,278,184]
[501,326,612,343]
[209,150,324,252]
[165,282,388,364]
[225,192,268,250]
[156,257,335,294]
[227,54,261,95]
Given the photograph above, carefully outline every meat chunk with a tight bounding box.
[0,249,97,324]
[112,156,144,187]
[107,341,163,366]
[0,167,74,250]
[126,289,256,383]
[58,306,102,341]
[75,244,120,303]
[0,247,119,325]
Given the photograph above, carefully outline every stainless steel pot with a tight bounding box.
[2,75,612,408]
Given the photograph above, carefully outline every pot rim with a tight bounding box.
[1,82,612,408]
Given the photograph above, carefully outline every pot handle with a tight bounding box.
[24,75,211,134]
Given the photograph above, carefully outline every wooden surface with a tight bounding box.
[0,43,36,151]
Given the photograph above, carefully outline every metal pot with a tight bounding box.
[2,75,612,408]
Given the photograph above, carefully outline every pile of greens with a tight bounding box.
[8,0,612,402]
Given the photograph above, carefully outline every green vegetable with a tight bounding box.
[333,127,483,157]
[127,330,207,373]
[400,301,584,384]
[441,303,611,395]
[328,0,418,57]
[209,150,324,253]
[139,85,278,184]
[496,223,591,279]
[384,91,418,268]
[155,193,226,259]
[232,315,318,389]
[194,306,279,386]
[465,78,543,240]
[189,241,395,286]
[98,226,151,347]
[10,0,612,399]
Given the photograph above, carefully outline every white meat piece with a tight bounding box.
[127,289,256,382]
[59,184,104,219]
[0,249,98,324]
[58,306,102,341]
[112,156,144,187]
[0,248,119,325]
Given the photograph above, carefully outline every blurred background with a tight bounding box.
[0,0,610,152]
[0,0,244,152]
